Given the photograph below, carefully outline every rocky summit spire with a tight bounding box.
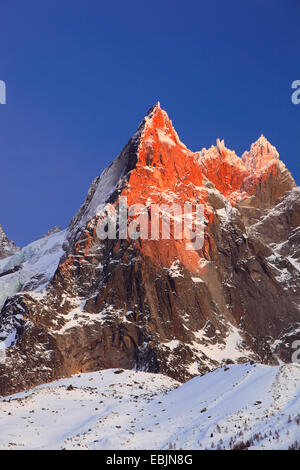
[0,224,19,259]
[71,105,296,232]
[0,224,7,241]
[239,134,295,207]
[242,134,279,173]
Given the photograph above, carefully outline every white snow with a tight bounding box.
[156,129,176,147]
[53,301,120,334]
[76,162,126,229]
[71,130,142,230]
[0,364,299,450]
[163,340,180,351]
[168,260,184,278]
[216,208,228,218]
[192,325,253,363]
[191,277,204,283]
[0,230,66,309]
[287,255,300,272]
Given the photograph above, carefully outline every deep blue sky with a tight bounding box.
[0,0,299,246]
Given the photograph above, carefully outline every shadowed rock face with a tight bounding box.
[0,225,18,260]
[0,104,299,396]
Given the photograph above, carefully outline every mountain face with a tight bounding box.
[0,103,299,396]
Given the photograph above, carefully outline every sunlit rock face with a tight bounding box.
[0,104,298,396]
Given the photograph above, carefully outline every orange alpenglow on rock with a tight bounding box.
[0,103,298,394]
[124,102,204,205]
[63,102,295,274]
[123,103,293,209]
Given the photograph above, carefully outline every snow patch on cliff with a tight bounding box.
[0,230,66,310]
[192,325,253,363]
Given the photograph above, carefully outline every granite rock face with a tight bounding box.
[0,104,299,396]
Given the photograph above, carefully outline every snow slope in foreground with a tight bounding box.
[0,364,299,450]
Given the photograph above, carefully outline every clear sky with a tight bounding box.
[0,0,299,246]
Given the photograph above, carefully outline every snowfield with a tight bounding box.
[0,363,299,450]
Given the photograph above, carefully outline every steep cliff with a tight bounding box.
[0,104,298,396]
